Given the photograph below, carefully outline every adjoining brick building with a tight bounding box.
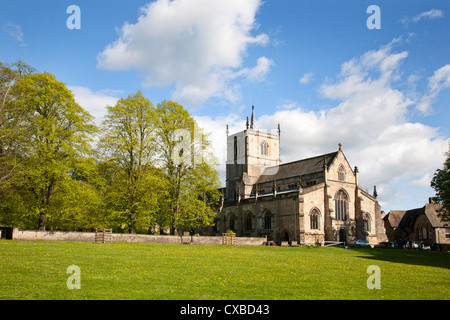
[384,199,449,251]
[216,107,388,245]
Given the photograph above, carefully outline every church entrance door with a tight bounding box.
[339,229,347,245]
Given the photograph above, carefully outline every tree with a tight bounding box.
[98,91,160,234]
[48,156,107,231]
[10,72,98,230]
[48,178,105,231]
[0,61,35,185]
[153,100,220,234]
[177,161,221,232]
[431,141,450,224]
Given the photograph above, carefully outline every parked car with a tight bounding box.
[354,240,371,248]
[376,241,395,248]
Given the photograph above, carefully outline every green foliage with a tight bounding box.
[0,60,35,187]
[0,61,221,233]
[48,178,106,231]
[0,63,99,230]
[431,143,450,223]
[98,96,220,234]
[98,91,161,233]
[153,100,220,233]
[12,72,98,230]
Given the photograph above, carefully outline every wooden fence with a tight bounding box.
[95,228,112,244]
[222,233,236,245]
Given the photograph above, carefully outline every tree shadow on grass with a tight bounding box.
[352,248,450,270]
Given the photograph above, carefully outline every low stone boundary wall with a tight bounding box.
[11,229,266,246]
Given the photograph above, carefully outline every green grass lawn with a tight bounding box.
[0,240,449,300]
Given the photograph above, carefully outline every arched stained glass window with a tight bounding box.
[335,190,348,221]
[310,208,320,230]
[264,210,272,230]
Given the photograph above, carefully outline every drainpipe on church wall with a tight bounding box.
[354,166,363,241]
[323,159,334,241]
[297,182,304,245]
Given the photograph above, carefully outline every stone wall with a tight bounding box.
[11,229,266,246]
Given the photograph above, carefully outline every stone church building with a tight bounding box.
[216,107,387,245]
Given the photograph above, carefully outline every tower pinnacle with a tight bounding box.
[250,104,256,129]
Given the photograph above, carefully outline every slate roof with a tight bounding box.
[394,203,447,229]
[385,210,407,228]
[256,151,338,184]
[398,207,423,229]
[423,204,447,228]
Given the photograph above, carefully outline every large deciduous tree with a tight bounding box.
[10,72,98,230]
[0,61,35,186]
[1,61,221,234]
[99,91,161,234]
[431,142,450,224]
[154,100,220,235]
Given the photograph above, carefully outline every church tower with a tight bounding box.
[225,105,281,199]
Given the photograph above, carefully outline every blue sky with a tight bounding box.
[1,0,449,213]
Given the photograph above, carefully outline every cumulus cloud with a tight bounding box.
[417,64,450,114]
[194,113,244,182]
[238,56,274,82]
[299,72,314,84]
[199,41,449,210]
[97,0,270,105]
[69,86,121,125]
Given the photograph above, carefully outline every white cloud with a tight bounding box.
[69,86,120,125]
[412,9,444,22]
[199,41,449,211]
[173,56,274,105]
[3,22,25,46]
[97,0,270,106]
[238,56,274,82]
[402,8,444,27]
[194,113,243,183]
[299,72,314,84]
[416,64,450,114]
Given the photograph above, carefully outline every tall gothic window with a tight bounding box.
[264,210,272,230]
[229,215,236,232]
[338,165,346,182]
[363,213,371,233]
[335,190,348,221]
[246,212,253,231]
[260,140,268,156]
[310,208,320,230]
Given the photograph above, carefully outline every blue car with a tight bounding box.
[354,240,371,248]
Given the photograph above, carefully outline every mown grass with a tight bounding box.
[0,240,449,300]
